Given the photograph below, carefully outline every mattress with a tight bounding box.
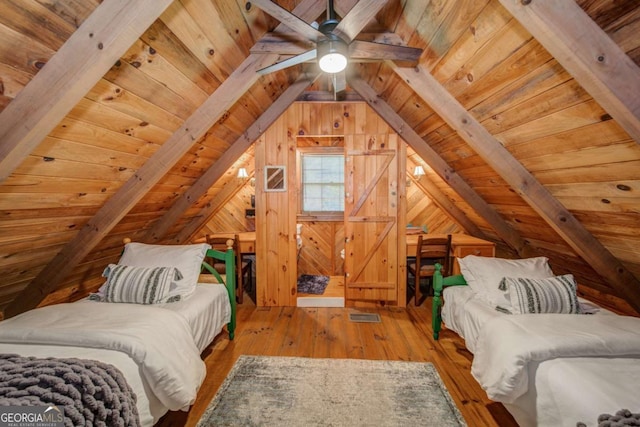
[0,282,231,427]
[78,282,232,352]
[441,285,497,353]
[441,286,615,354]
[508,356,640,427]
[441,286,640,427]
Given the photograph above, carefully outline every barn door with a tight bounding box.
[344,133,400,303]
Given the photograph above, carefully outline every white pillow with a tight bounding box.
[501,274,581,314]
[102,264,182,304]
[457,256,554,309]
[117,242,211,300]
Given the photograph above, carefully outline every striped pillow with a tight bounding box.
[501,274,581,314]
[101,264,183,304]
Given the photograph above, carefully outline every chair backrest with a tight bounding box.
[206,235,243,275]
[206,235,235,268]
[206,235,235,252]
[416,234,452,276]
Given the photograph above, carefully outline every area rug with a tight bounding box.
[297,274,329,294]
[197,355,466,427]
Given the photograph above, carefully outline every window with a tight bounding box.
[300,153,344,214]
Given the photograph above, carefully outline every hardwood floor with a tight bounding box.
[156,296,518,427]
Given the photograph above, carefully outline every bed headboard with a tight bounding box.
[432,263,467,340]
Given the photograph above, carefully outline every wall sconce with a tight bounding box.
[237,167,249,179]
[413,165,425,177]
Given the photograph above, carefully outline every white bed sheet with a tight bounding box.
[507,356,640,427]
[441,286,616,354]
[76,282,232,353]
[165,282,231,352]
[0,282,231,427]
[440,286,640,427]
[441,286,497,354]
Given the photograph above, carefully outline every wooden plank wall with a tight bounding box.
[364,0,640,304]
[254,102,409,306]
[201,165,464,278]
[297,222,345,276]
[0,0,293,311]
[254,107,298,307]
[406,182,464,235]
[201,129,463,280]
[1,0,638,314]
[198,183,256,236]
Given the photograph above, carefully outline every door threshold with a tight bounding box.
[297,296,345,307]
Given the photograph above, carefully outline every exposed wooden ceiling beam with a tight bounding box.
[333,0,388,44]
[2,53,278,319]
[497,0,640,143]
[334,0,360,20]
[252,0,326,42]
[348,75,534,258]
[174,166,256,244]
[145,71,321,243]
[0,0,174,182]
[3,0,330,318]
[405,160,487,239]
[392,63,640,313]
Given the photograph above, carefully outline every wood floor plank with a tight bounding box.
[278,307,316,358]
[156,298,518,427]
[262,306,296,357]
[342,309,366,360]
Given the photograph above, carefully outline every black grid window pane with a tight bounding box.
[302,154,344,212]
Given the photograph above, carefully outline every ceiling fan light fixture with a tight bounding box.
[317,37,348,74]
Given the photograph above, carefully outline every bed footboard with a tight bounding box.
[202,245,236,340]
[432,263,467,340]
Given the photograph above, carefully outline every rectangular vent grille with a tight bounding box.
[348,313,381,323]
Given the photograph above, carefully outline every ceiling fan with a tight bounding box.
[250,0,423,91]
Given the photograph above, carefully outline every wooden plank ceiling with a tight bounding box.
[0,0,639,317]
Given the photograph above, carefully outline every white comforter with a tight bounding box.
[0,302,206,411]
[471,313,640,403]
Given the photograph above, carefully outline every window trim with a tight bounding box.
[296,147,345,219]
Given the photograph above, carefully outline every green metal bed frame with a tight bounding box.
[432,263,468,340]
[200,246,237,340]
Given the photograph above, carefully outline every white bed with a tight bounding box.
[0,283,231,426]
[433,256,640,427]
[0,241,236,427]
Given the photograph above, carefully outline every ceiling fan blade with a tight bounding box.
[257,49,318,75]
[349,40,422,62]
[251,0,326,42]
[250,32,314,55]
[333,0,387,43]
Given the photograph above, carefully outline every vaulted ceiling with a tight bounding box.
[0,0,639,317]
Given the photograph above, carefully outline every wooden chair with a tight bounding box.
[407,234,452,306]
[206,235,252,304]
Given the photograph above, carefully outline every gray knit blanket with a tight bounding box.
[0,353,140,427]
[577,409,640,427]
